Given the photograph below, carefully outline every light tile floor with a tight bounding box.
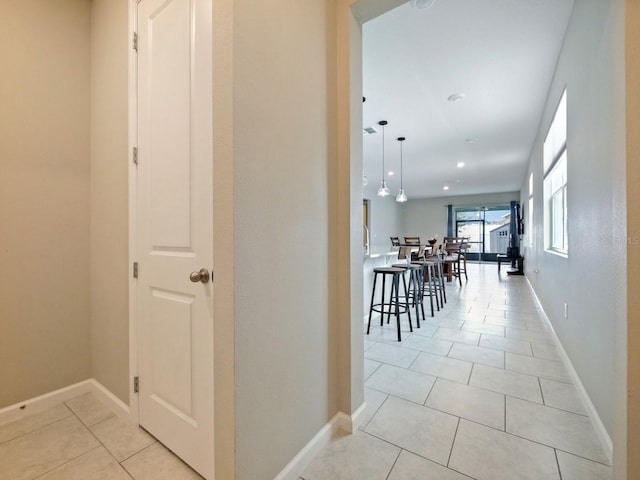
[301,262,612,480]
[0,392,202,480]
[1,263,612,480]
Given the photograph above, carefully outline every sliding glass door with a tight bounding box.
[455,206,511,261]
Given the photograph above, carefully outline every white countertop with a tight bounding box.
[364,250,398,260]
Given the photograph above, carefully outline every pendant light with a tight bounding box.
[377,120,390,197]
[396,137,408,203]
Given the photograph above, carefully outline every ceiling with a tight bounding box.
[362,0,575,200]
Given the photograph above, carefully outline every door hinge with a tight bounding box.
[134,376,139,394]
[133,147,138,165]
[133,262,138,279]
[133,32,138,51]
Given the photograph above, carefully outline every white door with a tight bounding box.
[135,0,213,477]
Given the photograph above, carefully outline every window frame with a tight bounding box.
[528,172,533,247]
[543,88,568,256]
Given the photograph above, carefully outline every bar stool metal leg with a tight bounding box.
[381,273,388,326]
[400,272,413,333]
[393,273,401,340]
[411,268,423,328]
[387,272,397,325]
[425,264,435,317]
[367,272,379,334]
[430,263,441,312]
[438,260,447,304]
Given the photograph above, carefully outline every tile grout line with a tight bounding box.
[69,395,161,478]
[383,449,403,480]
[0,407,75,447]
[538,376,546,406]
[445,417,461,468]
[422,377,438,407]
[503,384,509,433]
[359,392,390,432]
[554,449,564,480]
[29,445,104,480]
[65,397,138,479]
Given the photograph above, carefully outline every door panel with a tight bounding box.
[147,0,192,247]
[150,289,194,416]
[136,0,213,477]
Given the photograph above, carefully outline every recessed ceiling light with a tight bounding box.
[443,185,450,191]
[465,138,479,143]
[448,93,465,102]
[388,171,395,176]
[456,162,465,168]
[363,126,378,135]
[411,0,436,8]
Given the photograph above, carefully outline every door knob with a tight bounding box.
[189,268,210,284]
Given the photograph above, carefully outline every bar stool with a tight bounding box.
[393,247,424,328]
[393,263,425,328]
[406,260,435,317]
[427,248,447,306]
[367,267,413,341]
[422,260,440,313]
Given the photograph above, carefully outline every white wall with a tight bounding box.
[366,195,403,253]
[521,0,625,446]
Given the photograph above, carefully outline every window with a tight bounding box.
[528,173,533,247]
[548,153,567,251]
[543,89,568,255]
[363,199,370,253]
[455,206,510,260]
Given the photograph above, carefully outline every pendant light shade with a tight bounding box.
[378,180,390,197]
[396,137,408,203]
[377,121,390,197]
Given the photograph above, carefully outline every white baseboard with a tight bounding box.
[274,406,365,480]
[350,401,368,431]
[0,380,94,426]
[0,378,130,427]
[86,379,130,419]
[526,279,613,463]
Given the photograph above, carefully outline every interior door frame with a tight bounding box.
[127,0,139,426]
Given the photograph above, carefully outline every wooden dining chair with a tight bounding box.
[442,237,463,286]
[404,236,421,246]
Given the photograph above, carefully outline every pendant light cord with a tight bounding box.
[400,140,403,188]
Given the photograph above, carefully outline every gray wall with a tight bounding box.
[401,192,520,244]
[521,0,625,443]
[364,191,519,255]
[233,1,335,478]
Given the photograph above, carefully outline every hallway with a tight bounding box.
[0,263,613,479]
[301,263,611,479]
